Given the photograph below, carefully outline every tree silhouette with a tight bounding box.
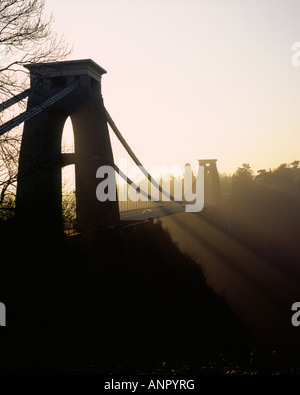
[0,0,70,217]
[232,163,253,196]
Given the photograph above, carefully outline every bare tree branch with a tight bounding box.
[0,0,71,218]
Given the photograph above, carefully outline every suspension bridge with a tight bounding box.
[0,59,221,233]
[3,59,296,340]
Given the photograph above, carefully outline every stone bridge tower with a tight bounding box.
[16,59,120,233]
[198,159,221,208]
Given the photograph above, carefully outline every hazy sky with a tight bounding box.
[46,0,300,174]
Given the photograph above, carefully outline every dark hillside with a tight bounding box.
[0,219,252,374]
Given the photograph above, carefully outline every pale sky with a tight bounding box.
[46,0,300,174]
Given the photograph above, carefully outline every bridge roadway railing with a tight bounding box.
[120,201,185,222]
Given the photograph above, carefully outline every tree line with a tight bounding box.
[219,161,300,200]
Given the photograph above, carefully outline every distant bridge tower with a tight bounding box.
[198,159,221,208]
[16,59,120,232]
